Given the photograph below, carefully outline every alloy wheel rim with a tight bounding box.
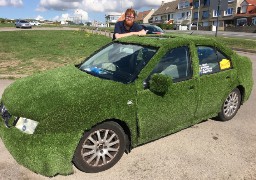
[223,92,239,117]
[81,129,120,167]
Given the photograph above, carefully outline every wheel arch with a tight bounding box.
[104,119,132,153]
[84,118,133,153]
[236,85,245,104]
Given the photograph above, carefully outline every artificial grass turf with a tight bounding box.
[0,34,253,176]
[1,65,138,176]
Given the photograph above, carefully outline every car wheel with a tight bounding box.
[73,121,126,173]
[218,88,241,121]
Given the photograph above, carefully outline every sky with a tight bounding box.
[0,0,174,23]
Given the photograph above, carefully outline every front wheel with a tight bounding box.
[217,88,241,121]
[73,121,126,173]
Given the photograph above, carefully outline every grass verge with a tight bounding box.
[0,30,111,77]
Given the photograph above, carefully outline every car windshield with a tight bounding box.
[79,42,158,83]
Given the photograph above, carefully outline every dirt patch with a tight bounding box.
[31,60,64,71]
[0,58,64,79]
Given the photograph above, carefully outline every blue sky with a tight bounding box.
[0,0,169,23]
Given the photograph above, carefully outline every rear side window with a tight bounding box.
[197,46,232,76]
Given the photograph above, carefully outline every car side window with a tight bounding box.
[149,46,192,82]
[197,46,232,76]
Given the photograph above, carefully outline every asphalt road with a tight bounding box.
[0,51,255,180]
[1,26,256,40]
[165,29,256,40]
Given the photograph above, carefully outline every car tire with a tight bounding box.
[217,88,241,121]
[73,121,126,173]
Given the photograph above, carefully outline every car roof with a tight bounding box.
[115,34,233,55]
[116,34,213,47]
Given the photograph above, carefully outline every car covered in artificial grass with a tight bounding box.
[0,34,253,176]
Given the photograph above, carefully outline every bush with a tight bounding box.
[156,24,174,30]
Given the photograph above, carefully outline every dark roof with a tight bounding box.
[152,0,179,16]
[245,0,256,5]
[135,10,151,21]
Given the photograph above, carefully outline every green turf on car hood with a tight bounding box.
[0,65,137,176]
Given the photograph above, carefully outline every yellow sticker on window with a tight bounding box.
[220,59,231,70]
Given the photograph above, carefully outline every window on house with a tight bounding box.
[171,14,174,19]
[224,8,233,16]
[179,1,190,9]
[203,0,210,6]
[202,11,209,18]
[252,17,256,25]
[194,12,199,19]
[194,1,199,8]
[182,12,185,18]
[213,10,220,17]
[237,18,247,26]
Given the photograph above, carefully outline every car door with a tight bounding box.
[195,46,235,119]
[136,46,199,144]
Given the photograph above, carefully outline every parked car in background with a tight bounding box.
[30,21,41,26]
[15,20,32,28]
[140,24,164,34]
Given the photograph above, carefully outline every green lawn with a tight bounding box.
[0,30,111,77]
[216,36,256,51]
[0,23,15,27]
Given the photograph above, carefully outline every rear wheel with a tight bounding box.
[73,121,126,173]
[218,88,241,121]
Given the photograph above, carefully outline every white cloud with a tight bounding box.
[35,15,44,21]
[38,0,174,13]
[38,0,80,11]
[74,9,88,21]
[52,15,60,21]
[51,13,72,22]
[0,0,23,7]
[35,0,175,23]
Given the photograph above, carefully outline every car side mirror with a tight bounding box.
[147,74,172,95]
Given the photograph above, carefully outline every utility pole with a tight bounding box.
[197,0,200,31]
[215,0,221,37]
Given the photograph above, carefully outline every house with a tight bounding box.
[151,0,179,24]
[191,0,244,30]
[234,0,256,26]
[135,9,155,24]
[105,12,122,27]
[175,0,193,28]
